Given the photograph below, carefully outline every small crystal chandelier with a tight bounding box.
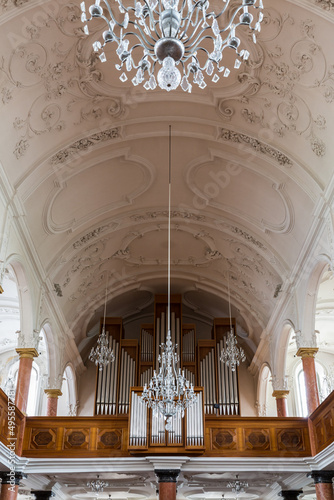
[88,281,115,371]
[87,476,109,494]
[226,475,248,494]
[80,0,264,93]
[141,127,197,430]
[220,273,246,372]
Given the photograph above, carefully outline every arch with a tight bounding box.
[5,257,34,343]
[40,321,57,381]
[257,363,272,416]
[272,320,295,386]
[57,363,78,416]
[300,258,330,346]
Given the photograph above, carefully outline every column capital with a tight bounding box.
[278,490,303,500]
[0,472,26,485]
[16,348,39,359]
[272,390,289,399]
[32,491,55,500]
[307,471,334,484]
[155,470,180,483]
[296,347,318,358]
[44,389,62,398]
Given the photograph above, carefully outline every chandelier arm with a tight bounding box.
[124,29,157,50]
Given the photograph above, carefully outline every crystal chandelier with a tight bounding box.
[226,475,248,494]
[87,476,109,494]
[220,273,246,371]
[141,127,197,430]
[88,281,115,371]
[80,0,264,92]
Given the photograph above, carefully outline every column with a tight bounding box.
[308,471,334,500]
[44,389,62,417]
[15,348,38,414]
[279,490,303,500]
[0,472,25,500]
[32,491,54,500]
[155,470,180,500]
[296,347,320,415]
[272,390,289,417]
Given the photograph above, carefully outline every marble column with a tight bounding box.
[308,471,334,500]
[296,347,320,415]
[279,490,303,500]
[0,472,25,500]
[155,470,180,500]
[272,390,289,417]
[44,389,62,416]
[32,491,54,500]
[15,348,39,414]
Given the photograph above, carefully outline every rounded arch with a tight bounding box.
[257,363,276,417]
[300,258,330,346]
[5,256,34,342]
[273,320,295,385]
[57,363,78,416]
[40,321,57,381]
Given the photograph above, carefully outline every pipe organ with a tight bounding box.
[128,387,204,450]
[94,297,242,422]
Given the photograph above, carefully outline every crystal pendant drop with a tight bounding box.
[157,56,181,91]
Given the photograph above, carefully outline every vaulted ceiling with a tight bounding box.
[1,0,334,357]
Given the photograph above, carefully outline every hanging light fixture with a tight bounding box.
[141,126,197,431]
[87,476,109,494]
[226,475,248,494]
[80,0,264,93]
[220,273,246,371]
[88,280,115,371]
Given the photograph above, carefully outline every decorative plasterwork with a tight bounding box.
[186,151,295,234]
[0,3,125,158]
[314,0,334,11]
[50,128,120,165]
[42,150,154,235]
[131,210,206,223]
[220,128,293,167]
[112,223,222,267]
[218,10,333,157]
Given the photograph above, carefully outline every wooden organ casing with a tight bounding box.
[94,298,242,421]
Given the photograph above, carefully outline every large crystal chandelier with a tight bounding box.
[220,274,246,371]
[89,282,115,371]
[80,0,264,92]
[141,127,197,430]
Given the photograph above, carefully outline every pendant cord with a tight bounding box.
[228,271,232,333]
[168,125,171,334]
[103,275,108,330]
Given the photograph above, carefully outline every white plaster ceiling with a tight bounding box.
[1,0,334,353]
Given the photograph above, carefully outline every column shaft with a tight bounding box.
[314,483,334,500]
[44,389,62,417]
[159,482,176,500]
[272,390,289,417]
[296,348,319,415]
[0,484,19,500]
[15,348,38,414]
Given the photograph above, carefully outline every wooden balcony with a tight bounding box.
[0,389,333,459]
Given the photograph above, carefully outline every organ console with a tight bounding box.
[94,295,242,449]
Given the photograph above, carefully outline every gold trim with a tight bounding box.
[0,285,3,294]
[296,347,318,358]
[44,389,62,398]
[272,390,289,399]
[16,348,39,359]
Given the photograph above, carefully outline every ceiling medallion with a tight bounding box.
[141,126,197,430]
[80,0,264,92]
[226,475,248,494]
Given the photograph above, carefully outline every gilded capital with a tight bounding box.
[44,389,62,398]
[16,347,39,359]
[296,347,318,358]
[272,390,289,399]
